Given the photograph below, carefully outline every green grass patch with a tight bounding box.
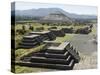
[90,27,97,35]
[15,44,46,61]
[15,65,53,73]
[15,65,40,73]
[54,34,74,43]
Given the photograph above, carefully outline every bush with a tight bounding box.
[62,27,73,33]
[36,27,44,31]
[75,27,90,34]
[15,44,46,61]
[29,26,34,31]
[16,29,26,35]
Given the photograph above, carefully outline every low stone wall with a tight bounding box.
[50,29,65,37]
[16,59,75,70]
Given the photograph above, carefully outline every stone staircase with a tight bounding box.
[29,31,56,41]
[19,31,56,49]
[16,42,80,70]
[19,35,42,48]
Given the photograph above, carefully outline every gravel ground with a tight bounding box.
[73,52,97,70]
[68,34,97,55]
[68,34,97,70]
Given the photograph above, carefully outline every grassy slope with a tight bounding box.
[15,65,54,73]
[15,44,46,61]
[15,44,48,73]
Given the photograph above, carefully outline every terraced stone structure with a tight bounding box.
[19,35,43,49]
[50,29,65,37]
[19,31,56,49]
[62,28,73,33]
[29,31,56,41]
[16,41,80,70]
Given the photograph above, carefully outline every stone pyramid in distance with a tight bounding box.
[41,11,72,23]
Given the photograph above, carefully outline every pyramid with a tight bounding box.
[41,11,72,23]
[19,31,56,49]
[16,41,80,70]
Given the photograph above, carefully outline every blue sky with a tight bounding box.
[15,2,97,15]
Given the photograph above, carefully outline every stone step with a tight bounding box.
[68,48,80,63]
[41,36,49,41]
[47,33,56,40]
[19,42,38,46]
[29,31,56,41]
[45,51,69,59]
[23,35,40,39]
[19,45,38,49]
[50,29,65,37]
[30,55,72,65]
[22,39,36,43]
[21,57,31,62]
[46,42,70,54]
[32,52,45,57]
[21,37,43,44]
[23,37,40,41]
[70,45,73,50]
[46,49,66,54]
[16,59,75,70]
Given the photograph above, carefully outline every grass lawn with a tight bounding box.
[15,65,53,73]
[89,27,97,35]
[15,44,46,61]
[54,34,74,43]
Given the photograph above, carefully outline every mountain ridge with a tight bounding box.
[13,8,97,20]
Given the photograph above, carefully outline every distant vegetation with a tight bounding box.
[13,21,94,50]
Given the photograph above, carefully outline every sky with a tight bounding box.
[14,2,97,15]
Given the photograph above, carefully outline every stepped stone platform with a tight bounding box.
[19,31,56,49]
[19,35,43,49]
[29,31,56,41]
[16,41,80,70]
[46,42,70,54]
[50,29,65,37]
[62,28,73,33]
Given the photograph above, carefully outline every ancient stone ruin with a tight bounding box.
[50,29,65,37]
[29,31,56,41]
[62,27,73,33]
[17,28,80,70]
[19,35,42,48]
[40,11,72,23]
[19,31,56,48]
[16,41,80,70]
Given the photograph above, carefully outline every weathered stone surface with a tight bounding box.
[46,42,70,54]
[29,31,56,41]
[30,55,71,65]
[41,11,72,23]
[50,29,65,37]
[17,40,80,70]
[19,34,42,48]
[67,48,80,63]
[16,59,75,70]
[45,51,69,59]
[62,28,73,33]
